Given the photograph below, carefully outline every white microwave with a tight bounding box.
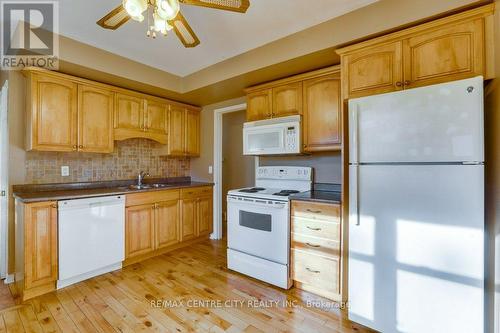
[243,115,301,155]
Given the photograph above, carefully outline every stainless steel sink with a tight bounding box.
[151,183,171,188]
[128,184,153,190]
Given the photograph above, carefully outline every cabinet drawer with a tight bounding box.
[126,189,179,206]
[292,233,340,258]
[292,249,339,294]
[180,186,212,199]
[291,201,340,221]
[291,217,340,241]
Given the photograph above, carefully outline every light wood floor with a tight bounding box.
[1,240,373,332]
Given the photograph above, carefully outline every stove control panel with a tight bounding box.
[256,166,312,181]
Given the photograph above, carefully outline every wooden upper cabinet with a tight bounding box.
[24,201,58,290]
[403,19,484,89]
[337,5,495,99]
[185,109,200,157]
[272,82,303,118]
[342,41,403,99]
[125,204,155,259]
[155,200,180,249]
[114,93,144,132]
[28,74,78,151]
[145,99,167,135]
[78,85,114,153]
[246,89,272,121]
[168,105,186,156]
[303,74,342,152]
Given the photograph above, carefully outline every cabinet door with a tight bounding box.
[342,41,403,99]
[181,199,197,241]
[272,82,302,118]
[114,93,144,131]
[125,204,155,259]
[30,74,78,151]
[155,200,180,249]
[403,19,484,89]
[303,74,342,152]
[185,109,200,157]
[168,106,186,156]
[197,195,213,236]
[24,201,58,289]
[78,85,114,153]
[145,99,167,135]
[246,89,272,121]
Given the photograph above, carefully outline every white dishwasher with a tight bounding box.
[58,195,125,289]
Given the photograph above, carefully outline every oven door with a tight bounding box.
[227,195,289,264]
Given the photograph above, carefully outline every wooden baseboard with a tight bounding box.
[123,236,209,266]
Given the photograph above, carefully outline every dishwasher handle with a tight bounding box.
[58,195,125,210]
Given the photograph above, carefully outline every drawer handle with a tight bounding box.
[306,242,321,248]
[306,226,321,231]
[306,209,322,214]
[306,267,320,274]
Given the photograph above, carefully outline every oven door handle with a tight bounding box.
[228,197,288,209]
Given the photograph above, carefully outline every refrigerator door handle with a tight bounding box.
[349,101,360,164]
[349,165,360,226]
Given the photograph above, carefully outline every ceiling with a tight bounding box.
[58,0,378,77]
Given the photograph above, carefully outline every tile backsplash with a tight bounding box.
[26,139,190,184]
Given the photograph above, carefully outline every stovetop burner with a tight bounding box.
[238,187,266,193]
[272,190,300,196]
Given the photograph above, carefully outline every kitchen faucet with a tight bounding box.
[137,171,150,187]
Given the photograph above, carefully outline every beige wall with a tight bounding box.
[484,2,500,332]
[221,110,255,224]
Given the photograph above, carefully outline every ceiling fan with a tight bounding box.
[97,0,250,48]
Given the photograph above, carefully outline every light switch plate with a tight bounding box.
[61,166,70,177]
[208,165,213,174]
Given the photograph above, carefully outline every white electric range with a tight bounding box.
[226,166,312,289]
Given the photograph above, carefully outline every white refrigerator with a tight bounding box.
[348,77,485,333]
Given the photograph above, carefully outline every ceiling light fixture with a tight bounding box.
[122,0,147,21]
[156,0,180,20]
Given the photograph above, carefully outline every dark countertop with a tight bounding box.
[13,177,214,203]
[290,190,341,204]
[289,183,341,204]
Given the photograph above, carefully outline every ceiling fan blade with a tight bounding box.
[179,0,250,13]
[169,12,200,48]
[96,4,130,30]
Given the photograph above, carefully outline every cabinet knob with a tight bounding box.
[78,145,83,149]
[404,80,411,86]
[51,204,57,208]
[72,145,77,151]
[395,81,402,87]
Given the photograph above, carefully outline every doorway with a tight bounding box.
[0,81,8,279]
[221,110,255,237]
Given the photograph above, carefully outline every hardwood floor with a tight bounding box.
[0,283,15,311]
[1,240,373,332]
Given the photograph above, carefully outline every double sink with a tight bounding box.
[127,183,174,190]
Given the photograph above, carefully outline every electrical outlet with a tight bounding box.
[61,166,70,177]
[208,165,213,174]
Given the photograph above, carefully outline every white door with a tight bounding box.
[349,76,484,164]
[0,82,8,279]
[348,164,484,333]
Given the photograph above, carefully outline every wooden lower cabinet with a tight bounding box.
[125,186,212,263]
[180,188,213,241]
[15,200,58,301]
[180,198,197,241]
[125,204,155,259]
[290,200,343,301]
[155,200,180,249]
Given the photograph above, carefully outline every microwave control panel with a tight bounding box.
[286,126,297,150]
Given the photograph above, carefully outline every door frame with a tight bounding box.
[212,103,259,240]
[0,81,8,279]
